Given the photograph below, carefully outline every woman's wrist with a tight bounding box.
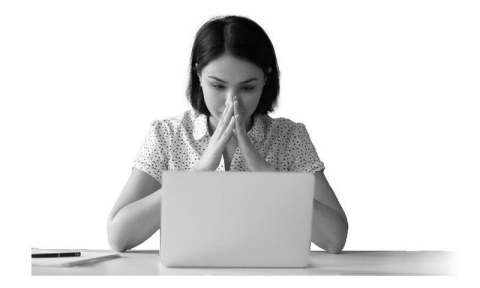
[190,165,203,171]
[264,164,277,172]
[258,162,276,172]
[191,162,213,172]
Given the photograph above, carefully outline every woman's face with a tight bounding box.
[198,54,268,131]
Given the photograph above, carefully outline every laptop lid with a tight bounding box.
[160,171,315,268]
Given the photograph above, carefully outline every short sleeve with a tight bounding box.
[289,123,325,173]
[132,120,169,185]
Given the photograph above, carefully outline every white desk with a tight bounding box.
[32,249,456,276]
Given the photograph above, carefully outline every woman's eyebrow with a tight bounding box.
[208,76,258,84]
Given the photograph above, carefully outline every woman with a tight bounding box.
[107,15,348,253]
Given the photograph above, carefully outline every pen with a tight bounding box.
[32,252,81,258]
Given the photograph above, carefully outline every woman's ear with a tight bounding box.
[195,63,202,86]
[264,68,272,85]
[197,72,202,86]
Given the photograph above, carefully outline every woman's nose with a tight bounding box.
[224,92,235,105]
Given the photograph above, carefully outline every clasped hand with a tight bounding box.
[192,95,275,172]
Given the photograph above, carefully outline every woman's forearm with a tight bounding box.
[107,191,162,252]
[311,199,348,254]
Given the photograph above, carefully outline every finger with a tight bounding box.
[216,100,234,135]
[219,115,236,144]
[226,97,235,119]
[232,128,237,141]
[233,99,245,137]
[232,98,238,141]
[218,100,231,124]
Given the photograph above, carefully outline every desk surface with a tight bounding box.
[32,249,456,276]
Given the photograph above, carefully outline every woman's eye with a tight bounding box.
[211,84,254,92]
[212,84,225,90]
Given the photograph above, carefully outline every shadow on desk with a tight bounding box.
[306,251,456,276]
[32,249,456,276]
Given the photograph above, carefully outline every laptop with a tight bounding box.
[159,171,315,268]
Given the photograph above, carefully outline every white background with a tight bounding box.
[1,0,478,284]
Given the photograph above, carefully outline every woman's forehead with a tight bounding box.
[202,54,263,78]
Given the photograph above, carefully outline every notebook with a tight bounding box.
[32,249,120,267]
[160,171,315,268]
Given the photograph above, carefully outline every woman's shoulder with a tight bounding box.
[262,114,308,134]
[149,109,200,129]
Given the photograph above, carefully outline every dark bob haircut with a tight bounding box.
[186,15,280,116]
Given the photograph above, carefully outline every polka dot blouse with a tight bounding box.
[133,109,325,185]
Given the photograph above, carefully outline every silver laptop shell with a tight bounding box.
[160,172,315,268]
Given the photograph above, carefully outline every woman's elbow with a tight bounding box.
[107,221,129,252]
[326,245,344,254]
[327,223,348,254]
[108,238,128,253]
[325,238,346,254]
